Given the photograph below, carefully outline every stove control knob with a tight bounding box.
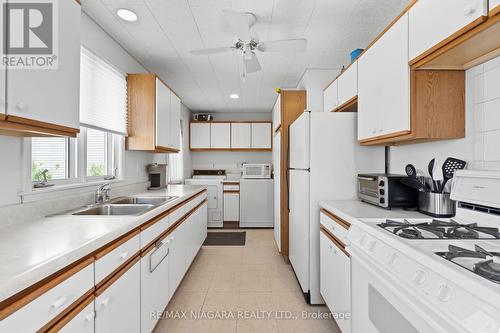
[413,270,427,285]
[387,253,399,267]
[437,285,452,302]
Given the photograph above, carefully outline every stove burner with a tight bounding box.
[436,245,500,284]
[474,260,500,283]
[378,219,500,240]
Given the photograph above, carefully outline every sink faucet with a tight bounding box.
[95,183,111,204]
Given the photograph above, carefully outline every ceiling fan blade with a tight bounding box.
[190,46,235,56]
[244,52,261,74]
[223,10,255,41]
[257,38,307,53]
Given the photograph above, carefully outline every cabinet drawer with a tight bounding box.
[141,215,169,249]
[0,261,94,332]
[95,233,140,284]
[320,210,349,245]
[169,204,187,227]
[48,296,95,333]
[223,185,240,191]
[191,192,207,208]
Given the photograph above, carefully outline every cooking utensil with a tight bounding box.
[416,170,431,192]
[428,158,439,193]
[401,178,426,192]
[440,157,467,192]
[405,164,417,178]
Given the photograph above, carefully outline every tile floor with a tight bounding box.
[154,229,341,333]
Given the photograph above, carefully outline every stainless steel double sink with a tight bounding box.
[69,196,178,216]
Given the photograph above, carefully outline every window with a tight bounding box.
[31,137,76,182]
[168,121,184,184]
[28,47,127,190]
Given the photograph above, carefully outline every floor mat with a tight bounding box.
[203,232,246,246]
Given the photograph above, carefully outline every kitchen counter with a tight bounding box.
[319,200,426,225]
[0,185,206,303]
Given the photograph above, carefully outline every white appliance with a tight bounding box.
[241,163,272,179]
[240,179,274,228]
[349,170,500,333]
[288,111,384,304]
[273,133,281,251]
[185,170,225,228]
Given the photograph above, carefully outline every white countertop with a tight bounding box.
[0,185,206,303]
[319,200,426,225]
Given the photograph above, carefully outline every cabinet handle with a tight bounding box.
[16,102,27,111]
[84,311,95,322]
[101,297,111,307]
[51,296,68,310]
[119,251,129,260]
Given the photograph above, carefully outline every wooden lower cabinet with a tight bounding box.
[95,260,141,333]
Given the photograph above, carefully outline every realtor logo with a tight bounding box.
[1,0,58,69]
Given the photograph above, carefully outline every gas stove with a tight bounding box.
[378,218,500,239]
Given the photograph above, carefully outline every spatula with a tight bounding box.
[440,157,467,192]
[428,158,438,193]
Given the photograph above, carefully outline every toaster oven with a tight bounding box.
[357,174,418,209]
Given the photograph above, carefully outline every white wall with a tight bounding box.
[189,112,272,176]
[297,69,339,112]
[389,56,500,176]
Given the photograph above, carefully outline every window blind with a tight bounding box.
[80,47,128,135]
[32,137,69,180]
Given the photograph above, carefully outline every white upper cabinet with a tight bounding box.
[170,93,181,150]
[409,0,487,61]
[190,123,210,149]
[231,123,251,149]
[251,123,272,149]
[0,65,5,117]
[337,61,358,107]
[210,123,231,149]
[156,78,171,149]
[323,80,338,112]
[491,0,500,15]
[6,0,80,129]
[358,13,410,141]
[272,94,281,131]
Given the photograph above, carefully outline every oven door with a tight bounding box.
[351,251,451,333]
[357,175,381,205]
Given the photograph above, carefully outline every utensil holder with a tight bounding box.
[418,192,456,218]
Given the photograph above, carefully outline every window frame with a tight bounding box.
[81,127,117,182]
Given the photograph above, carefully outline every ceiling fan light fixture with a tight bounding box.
[229,94,240,99]
[117,8,138,22]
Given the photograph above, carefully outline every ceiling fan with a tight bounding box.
[190,10,307,79]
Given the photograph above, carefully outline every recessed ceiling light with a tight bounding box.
[229,94,239,99]
[117,8,138,22]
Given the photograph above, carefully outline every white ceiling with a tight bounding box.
[83,0,411,113]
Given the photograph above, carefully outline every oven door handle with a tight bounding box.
[358,176,378,181]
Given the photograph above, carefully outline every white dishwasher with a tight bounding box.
[239,179,274,228]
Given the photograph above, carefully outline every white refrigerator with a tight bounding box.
[288,111,384,304]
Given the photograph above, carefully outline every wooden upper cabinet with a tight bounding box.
[210,123,231,149]
[126,74,180,153]
[1,0,80,137]
[409,0,488,63]
[251,123,272,149]
[231,123,251,149]
[358,13,410,141]
[491,0,500,16]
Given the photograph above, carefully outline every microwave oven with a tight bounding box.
[241,163,272,179]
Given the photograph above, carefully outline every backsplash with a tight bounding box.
[389,55,500,175]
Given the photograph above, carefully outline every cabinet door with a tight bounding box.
[319,232,331,307]
[168,222,186,296]
[6,0,80,129]
[190,123,210,149]
[337,62,358,107]
[156,79,171,148]
[358,13,410,140]
[409,0,487,61]
[329,245,351,333]
[223,193,239,221]
[272,94,281,131]
[170,93,181,150]
[231,123,251,149]
[199,202,208,247]
[210,123,231,148]
[0,65,5,117]
[58,300,95,333]
[95,261,140,333]
[323,80,338,112]
[273,133,281,251]
[141,241,170,333]
[251,123,272,149]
